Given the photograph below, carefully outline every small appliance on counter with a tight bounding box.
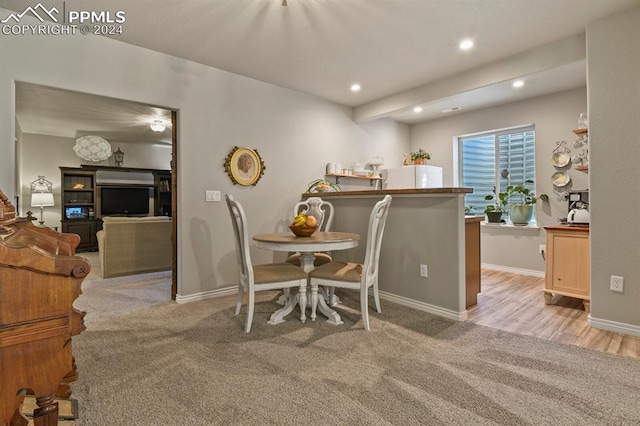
[567,189,590,225]
[382,165,443,189]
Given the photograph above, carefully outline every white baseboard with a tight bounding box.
[481,263,545,278]
[378,291,467,321]
[588,316,640,337]
[176,286,237,304]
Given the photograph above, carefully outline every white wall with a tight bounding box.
[0,17,409,299]
[18,133,172,226]
[411,88,588,273]
[588,7,640,330]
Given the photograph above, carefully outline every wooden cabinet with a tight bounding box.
[544,226,590,312]
[60,167,100,251]
[154,170,172,217]
[465,216,482,308]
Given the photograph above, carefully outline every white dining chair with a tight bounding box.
[308,195,392,331]
[225,194,308,333]
[286,197,334,267]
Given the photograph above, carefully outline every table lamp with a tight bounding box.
[31,192,55,226]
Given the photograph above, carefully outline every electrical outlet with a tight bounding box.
[419,264,428,278]
[539,245,546,254]
[610,275,624,292]
[205,190,221,202]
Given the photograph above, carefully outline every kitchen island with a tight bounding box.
[302,188,474,320]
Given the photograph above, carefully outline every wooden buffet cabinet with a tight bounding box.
[543,226,590,312]
[1,189,89,425]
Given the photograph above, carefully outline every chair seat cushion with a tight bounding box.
[253,263,307,284]
[285,252,332,267]
[308,261,362,283]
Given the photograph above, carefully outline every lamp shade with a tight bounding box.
[31,192,55,207]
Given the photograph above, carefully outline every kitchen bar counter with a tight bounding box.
[307,187,474,320]
[302,187,472,198]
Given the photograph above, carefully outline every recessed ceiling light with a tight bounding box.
[442,106,462,113]
[512,80,524,88]
[413,106,423,113]
[459,39,474,50]
[350,83,361,92]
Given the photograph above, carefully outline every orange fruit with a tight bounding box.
[305,216,317,227]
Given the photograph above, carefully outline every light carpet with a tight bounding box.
[70,286,640,425]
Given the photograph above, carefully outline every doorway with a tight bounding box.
[14,82,178,299]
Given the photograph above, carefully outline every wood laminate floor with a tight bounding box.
[466,269,640,360]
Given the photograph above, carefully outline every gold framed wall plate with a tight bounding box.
[224,146,265,186]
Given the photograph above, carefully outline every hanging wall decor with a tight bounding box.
[224,146,265,186]
[73,135,112,162]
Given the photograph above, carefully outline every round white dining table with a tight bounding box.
[253,231,359,325]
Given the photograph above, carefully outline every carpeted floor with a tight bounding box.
[70,285,640,426]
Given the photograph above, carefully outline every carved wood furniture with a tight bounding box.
[0,189,89,425]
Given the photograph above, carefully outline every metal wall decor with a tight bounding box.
[224,146,265,186]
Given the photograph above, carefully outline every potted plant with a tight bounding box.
[410,149,431,165]
[305,179,341,193]
[484,186,508,223]
[506,180,549,225]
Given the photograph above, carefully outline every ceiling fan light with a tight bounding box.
[150,120,166,132]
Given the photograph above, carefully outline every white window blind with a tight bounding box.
[460,126,536,214]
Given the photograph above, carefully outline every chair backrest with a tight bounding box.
[362,195,392,284]
[293,197,334,232]
[225,194,254,287]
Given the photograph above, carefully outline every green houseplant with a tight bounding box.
[305,179,341,193]
[506,180,549,225]
[410,149,431,165]
[484,186,508,223]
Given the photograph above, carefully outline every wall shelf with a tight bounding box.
[325,173,381,186]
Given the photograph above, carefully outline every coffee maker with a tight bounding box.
[568,189,589,211]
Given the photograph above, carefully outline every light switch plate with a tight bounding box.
[205,190,221,202]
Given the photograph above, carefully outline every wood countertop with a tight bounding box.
[302,187,472,198]
[544,225,590,232]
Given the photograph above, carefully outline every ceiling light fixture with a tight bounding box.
[350,83,361,92]
[459,39,474,50]
[442,106,462,113]
[150,120,166,132]
[413,107,423,113]
[512,80,524,88]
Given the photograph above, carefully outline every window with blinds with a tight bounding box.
[459,126,536,215]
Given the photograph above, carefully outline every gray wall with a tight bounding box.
[0,16,409,300]
[588,7,640,329]
[411,88,589,273]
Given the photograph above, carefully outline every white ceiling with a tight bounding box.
[4,0,640,139]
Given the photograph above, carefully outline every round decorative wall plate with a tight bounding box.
[73,135,112,162]
[551,171,571,187]
[224,146,265,186]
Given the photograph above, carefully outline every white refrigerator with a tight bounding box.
[382,165,443,189]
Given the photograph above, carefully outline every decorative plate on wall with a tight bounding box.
[224,146,265,186]
[73,135,112,162]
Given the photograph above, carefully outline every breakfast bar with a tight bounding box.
[302,188,474,320]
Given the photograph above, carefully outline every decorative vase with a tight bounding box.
[413,158,425,165]
[486,211,503,223]
[510,205,533,225]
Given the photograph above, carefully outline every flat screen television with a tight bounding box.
[101,187,150,216]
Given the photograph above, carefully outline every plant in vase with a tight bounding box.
[506,180,549,225]
[484,186,508,223]
[410,149,431,165]
[305,179,341,193]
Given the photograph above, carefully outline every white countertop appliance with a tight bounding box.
[382,165,443,189]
